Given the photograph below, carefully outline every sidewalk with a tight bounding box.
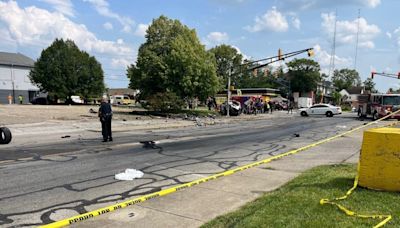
[72,119,373,228]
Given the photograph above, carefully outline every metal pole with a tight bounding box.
[11,64,15,104]
[227,67,231,117]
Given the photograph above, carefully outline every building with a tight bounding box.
[0,52,39,104]
[107,88,139,98]
[316,80,337,103]
[340,86,365,108]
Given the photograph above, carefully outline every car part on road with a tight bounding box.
[0,127,12,144]
[115,169,144,181]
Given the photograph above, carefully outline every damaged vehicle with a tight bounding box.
[220,100,242,116]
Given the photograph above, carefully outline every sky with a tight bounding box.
[0,0,399,92]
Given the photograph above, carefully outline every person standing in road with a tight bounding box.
[287,101,293,114]
[18,95,23,104]
[98,97,113,142]
[269,101,274,113]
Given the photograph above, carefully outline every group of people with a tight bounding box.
[243,98,275,115]
[7,94,24,104]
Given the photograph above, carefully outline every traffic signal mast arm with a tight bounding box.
[231,48,314,75]
[371,71,400,79]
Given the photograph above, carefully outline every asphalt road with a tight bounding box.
[0,113,363,227]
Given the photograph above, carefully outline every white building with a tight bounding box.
[0,52,39,104]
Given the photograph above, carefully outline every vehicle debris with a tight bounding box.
[115,169,144,181]
[0,127,12,144]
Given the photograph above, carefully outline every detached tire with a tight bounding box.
[0,127,12,144]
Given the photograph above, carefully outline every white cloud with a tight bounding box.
[277,0,381,10]
[393,27,400,47]
[40,0,74,17]
[365,0,381,8]
[134,23,148,37]
[116,38,124,44]
[0,1,133,57]
[207,32,229,43]
[103,22,113,30]
[246,7,288,32]
[292,17,301,30]
[321,12,380,49]
[313,44,352,75]
[359,41,374,49]
[111,57,134,68]
[231,45,251,61]
[83,0,135,33]
[386,32,392,39]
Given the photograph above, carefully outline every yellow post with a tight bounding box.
[358,127,400,191]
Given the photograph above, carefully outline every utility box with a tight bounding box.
[358,127,400,191]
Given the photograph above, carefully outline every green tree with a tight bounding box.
[332,68,361,91]
[29,39,105,102]
[363,78,377,93]
[208,44,243,89]
[332,91,342,105]
[286,58,321,93]
[234,62,275,89]
[127,16,219,102]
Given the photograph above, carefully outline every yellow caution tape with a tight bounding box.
[41,111,400,228]
[320,110,400,228]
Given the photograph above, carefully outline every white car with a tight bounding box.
[299,104,342,117]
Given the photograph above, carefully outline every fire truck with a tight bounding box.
[357,93,400,120]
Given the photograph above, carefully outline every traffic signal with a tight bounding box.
[307,49,314,57]
[278,48,283,60]
[371,72,375,79]
[398,72,400,79]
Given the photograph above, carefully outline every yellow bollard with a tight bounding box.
[358,127,400,191]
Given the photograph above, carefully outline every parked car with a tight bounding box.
[30,97,48,105]
[220,100,242,116]
[110,95,132,105]
[299,104,342,117]
[70,96,84,104]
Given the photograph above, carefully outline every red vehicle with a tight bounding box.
[357,93,400,120]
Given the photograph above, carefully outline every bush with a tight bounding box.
[146,92,184,112]
[341,104,351,111]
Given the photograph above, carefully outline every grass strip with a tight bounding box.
[202,164,400,228]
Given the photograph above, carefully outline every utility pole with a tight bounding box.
[227,67,231,117]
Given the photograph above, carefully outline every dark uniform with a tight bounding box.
[99,101,113,142]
